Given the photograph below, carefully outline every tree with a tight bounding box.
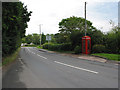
[41,33,46,45]
[2,2,32,57]
[25,34,33,44]
[32,34,40,45]
[105,26,119,53]
[54,33,70,44]
[58,16,97,49]
[59,16,95,34]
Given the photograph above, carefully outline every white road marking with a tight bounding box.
[27,48,30,52]
[31,52,35,54]
[54,61,99,74]
[37,54,47,59]
[27,48,47,59]
[19,59,24,65]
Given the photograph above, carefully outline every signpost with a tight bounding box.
[46,35,51,49]
[46,35,51,41]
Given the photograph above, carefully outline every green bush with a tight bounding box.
[74,45,81,54]
[61,43,72,51]
[42,43,50,49]
[42,43,72,51]
[92,44,106,53]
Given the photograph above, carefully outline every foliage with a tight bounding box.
[74,45,81,54]
[92,44,106,53]
[2,48,21,66]
[104,26,119,54]
[32,33,40,45]
[59,16,94,34]
[22,33,47,45]
[41,33,46,44]
[88,30,104,47]
[58,16,98,49]
[25,34,33,44]
[42,43,49,49]
[54,33,70,44]
[2,2,32,57]
[42,43,72,51]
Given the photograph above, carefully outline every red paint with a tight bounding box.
[82,36,91,54]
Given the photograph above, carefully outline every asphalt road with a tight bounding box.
[2,47,118,88]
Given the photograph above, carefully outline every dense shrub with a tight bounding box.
[60,43,72,51]
[92,44,106,53]
[42,43,49,49]
[42,43,72,51]
[74,45,81,54]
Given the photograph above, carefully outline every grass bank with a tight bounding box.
[2,48,21,66]
[91,53,120,61]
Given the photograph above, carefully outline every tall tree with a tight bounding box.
[25,34,33,44]
[58,16,97,48]
[32,34,40,45]
[2,2,32,57]
[41,33,46,45]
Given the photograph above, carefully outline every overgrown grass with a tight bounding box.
[91,53,120,61]
[1,48,21,66]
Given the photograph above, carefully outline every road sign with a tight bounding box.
[46,35,51,41]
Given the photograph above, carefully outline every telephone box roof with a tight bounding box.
[82,36,91,39]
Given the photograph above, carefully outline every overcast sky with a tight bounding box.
[20,0,119,35]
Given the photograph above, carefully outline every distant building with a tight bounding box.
[118,1,120,27]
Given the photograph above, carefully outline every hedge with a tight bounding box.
[92,44,106,53]
[43,43,72,51]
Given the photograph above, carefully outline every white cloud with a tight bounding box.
[20,0,118,35]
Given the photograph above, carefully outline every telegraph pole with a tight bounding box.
[39,24,41,47]
[85,2,87,36]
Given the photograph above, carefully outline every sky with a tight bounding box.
[20,0,119,35]
[118,1,120,27]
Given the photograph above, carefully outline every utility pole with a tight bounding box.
[85,2,87,36]
[39,24,42,47]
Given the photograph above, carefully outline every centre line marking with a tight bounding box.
[27,48,47,59]
[54,61,99,74]
[37,54,47,59]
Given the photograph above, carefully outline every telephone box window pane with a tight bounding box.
[87,40,90,52]
[83,40,85,52]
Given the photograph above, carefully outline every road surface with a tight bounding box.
[2,47,118,88]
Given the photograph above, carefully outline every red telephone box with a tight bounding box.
[82,36,91,54]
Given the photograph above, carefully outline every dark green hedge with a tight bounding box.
[92,44,106,53]
[74,45,82,54]
[43,43,72,51]
[2,2,32,57]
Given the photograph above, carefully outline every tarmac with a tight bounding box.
[39,49,119,64]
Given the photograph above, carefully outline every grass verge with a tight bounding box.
[1,48,21,67]
[91,53,120,61]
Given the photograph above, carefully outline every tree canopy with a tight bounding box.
[2,2,32,57]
